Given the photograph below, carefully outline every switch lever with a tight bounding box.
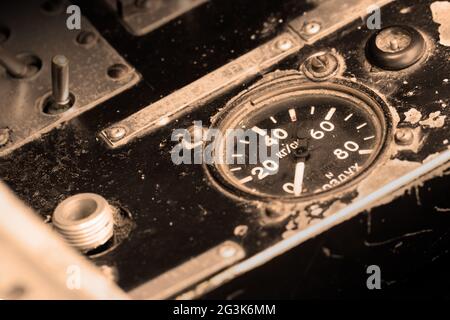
[51,55,70,105]
[43,55,73,114]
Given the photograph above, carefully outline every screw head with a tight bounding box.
[276,38,293,51]
[375,27,412,53]
[76,30,98,47]
[310,55,329,72]
[107,64,130,80]
[302,21,321,36]
[302,52,339,81]
[0,128,10,147]
[395,127,414,145]
[106,126,127,141]
[366,26,426,70]
[219,244,237,258]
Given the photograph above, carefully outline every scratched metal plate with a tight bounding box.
[0,0,140,156]
[104,0,208,36]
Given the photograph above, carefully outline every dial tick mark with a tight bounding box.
[252,126,266,136]
[289,108,297,122]
[324,107,336,120]
[239,176,253,184]
[357,123,367,130]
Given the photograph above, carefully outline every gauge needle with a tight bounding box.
[294,161,305,196]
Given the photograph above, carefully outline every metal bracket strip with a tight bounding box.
[100,31,303,147]
[288,0,395,43]
[100,0,396,148]
[129,241,245,300]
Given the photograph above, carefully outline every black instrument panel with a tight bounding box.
[0,0,449,299]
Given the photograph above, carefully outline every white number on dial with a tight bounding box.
[334,141,360,160]
[310,121,335,140]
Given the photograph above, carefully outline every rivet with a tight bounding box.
[76,30,98,47]
[219,244,237,258]
[105,126,127,141]
[107,63,130,80]
[302,21,321,36]
[276,37,293,51]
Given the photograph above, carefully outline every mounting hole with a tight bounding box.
[107,63,130,80]
[11,53,42,79]
[0,25,10,44]
[42,92,75,115]
[75,30,98,48]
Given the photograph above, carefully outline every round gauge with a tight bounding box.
[207,72,390,200]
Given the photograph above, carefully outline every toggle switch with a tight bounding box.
[43,55,74,114]
[51,55,70,105]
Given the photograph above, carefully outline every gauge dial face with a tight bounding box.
[212,86,386,200]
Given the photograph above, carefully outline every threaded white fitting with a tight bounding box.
[53,193,114,252]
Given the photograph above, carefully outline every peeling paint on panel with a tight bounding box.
[419,111,446,128]
[404,108,423,124]
[431,1,450,46]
